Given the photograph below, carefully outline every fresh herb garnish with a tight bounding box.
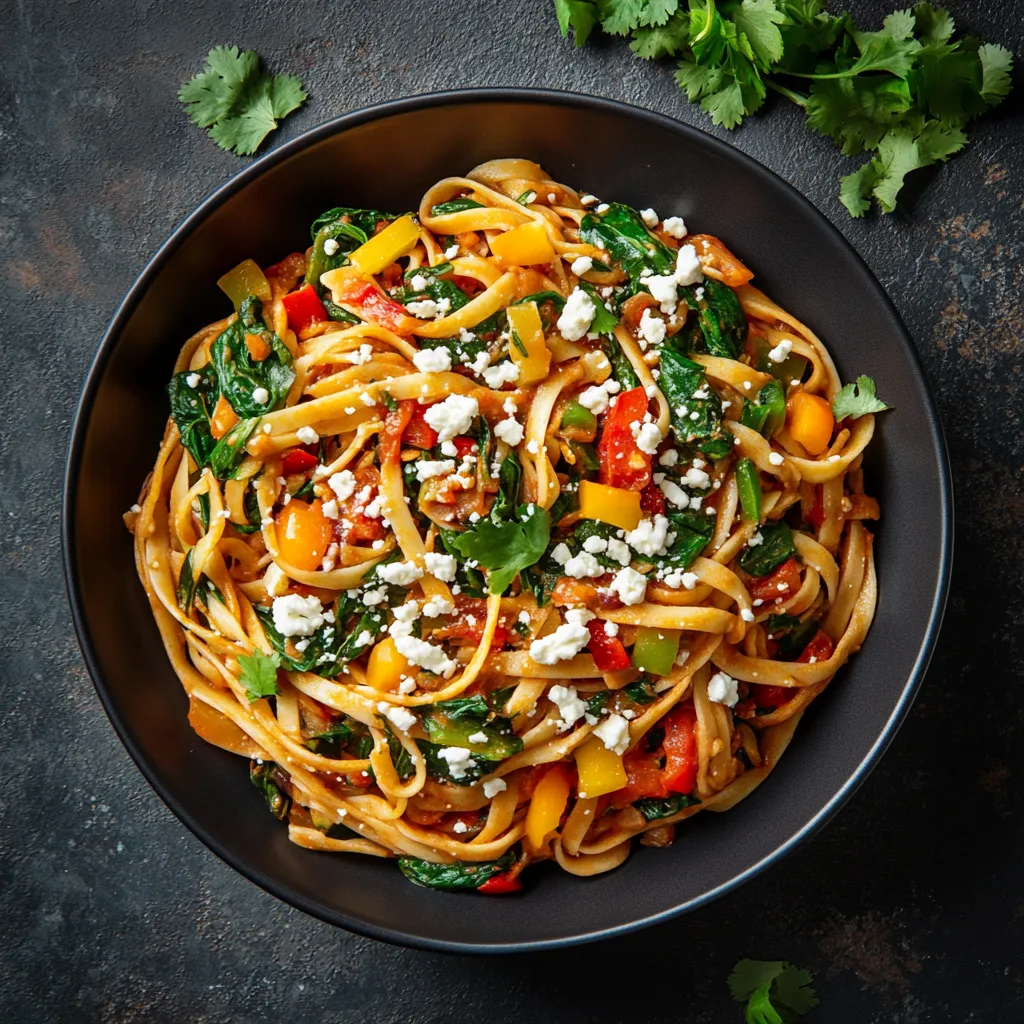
[832,374,891,420]
[237,649,281,702]
[554,2,1013,216]
[728,959,819,1022]
[178,46,306,156]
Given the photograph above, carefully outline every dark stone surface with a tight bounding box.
[1,1,1022,1021]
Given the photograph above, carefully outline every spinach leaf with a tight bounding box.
[657,345,725,447]
[650,510,715,571]
[207,416,260,480]
[580,202,676,278]
[306,206,396,290]
[398,849,515,890]
[765,615,821,660]
[680,278,747,359]
[324,299,361,325]
[602,335,640,390]
[391,275,469,315]
[738,522,797,577]
[417,740,502,786]
[579,281,619,335]
[420,695,523,760]
[490,451,522,522]
[168,365,219,468]
[176,549,199,613]
[230,487,263,534]
[305,718,352,757]
[429,197,484,215]
[636,793,700,821]
[404,261,454,281]
[438,529,488,597]
[513,290,567,311]
[519,555,565,608]
[250,760,291,820]
[741,380,787,437]
[210,296,295,417]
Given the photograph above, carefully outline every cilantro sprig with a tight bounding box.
[728,959,818,1022]
[179,46,307,156]
[554,2,1013,216]
[832,374,891,420]
[237,649,281,702]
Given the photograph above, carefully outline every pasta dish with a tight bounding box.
[128,159,881,893]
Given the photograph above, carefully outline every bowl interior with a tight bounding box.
[65,92,949,951]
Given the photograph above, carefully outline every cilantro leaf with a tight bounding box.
[579,281,619,334]
[832,374,891,419]
[733,0,787,69]
[772,964,820,1015]
[728,959,788,1002]
[238,649,281,702]
[631,14,691,59]
[839,160,880,217]
[729,959,818,1022]
[179,46,307,156]
[448,505,551,595]
[914,3,955,44]
[555,0,601,46]
[601,0,648,36]
[978,43,1014,103]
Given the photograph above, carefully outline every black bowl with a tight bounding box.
[63,88,951,952]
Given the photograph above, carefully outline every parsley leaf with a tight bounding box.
[728,959,818,1021]
[237,650,281,702]
[832,374,891,419]
[448,505,551,595]
[179,46,306,156]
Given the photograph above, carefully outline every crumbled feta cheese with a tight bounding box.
[644,273,678,313]
[530,623,591,666]
[398,677,416,694]
[674,243,704,286]
[444,243,460,259]
[682,466,711,489]
[640,207,659,227]
[625,515,672,557]
[526,438,540,455]
[638,308,667,349]
[556,286,597,341]
[326,470,356,503]
[593,713,630,755]
[570,255,593,276]
[360,392,376,407]
[493,416,524,446]
[740,608,755,622]
[424,394,479,442]
[423,552,457,582]
[659,478,690,509]
[405,298,441,319]
[768,452,785,466]
[436,746,476,778]
[466,730,489,745]
[296,426,319,445]
[707,671,739,707]
[271,594,325,637]
[582,535,608,554]
[395,635,457,677]
[378,560,424,585]
[413,347,452,373]
[662,216,687,239]
[595,202,610,214]
[748,531,764,547]
[482,360,520,389]
[263,562,290,598]
[415,459,456,483]
[379,702,418,733]
[252,386,269,406]
[580,194,599,206]
[551,542,572,565]
[422,595,455,617]
[389,601,419,639]
[546,683,588,728]
[564,551,604,579]
[632,421,663,455]
[610,566,647,606]
[362,586,388,607]
[606,538,632,566]
[482,778,507,798]
[565,607,595,627]
[440,439,459,457]
[409,274,429,292]
[323,238,340,256]
[577,379,620,415]
[768,339,793,364]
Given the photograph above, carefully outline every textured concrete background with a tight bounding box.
[2,1,1023,1021]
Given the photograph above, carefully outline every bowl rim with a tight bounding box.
[62,85,953,954]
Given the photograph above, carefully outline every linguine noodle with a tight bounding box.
[127,159,880,893]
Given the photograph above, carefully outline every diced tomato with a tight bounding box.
[404,403,438,449]
[611,750,668,809]
[379,400,414,466]
[280,448,318,474]
[597,386,652,490]
[748,685,793,710]
[281,283,328,333]
[330,274,416,333]
[453,436,479,459]
[342,513,386,545]
[796,628,834,664]
[807,485,825,529]
[477,871,523,894]
[640,481,666,517]
[747,557,802,604]
[661,704,698,795]
[587,620,631,671]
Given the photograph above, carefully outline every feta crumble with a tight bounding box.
[707,671,739,707]
[271,594,325,637]
[593,713,630,755]
[556,286,597,341]
[610,566,647,606]
[529,622,591,665]
[424,394,479,442]
[412,347,452,373]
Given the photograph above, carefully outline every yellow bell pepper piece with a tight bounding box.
[575,737,628,798]
[489,219,555,266]
[348,214,420,276]
[366,636,410,692]
[579,480,642,532]
[525,764,571,848]
[787,392,835,455]
[506,301,551,386]
[217,259,271,311]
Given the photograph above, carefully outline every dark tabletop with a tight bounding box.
[3,1,1023,1021]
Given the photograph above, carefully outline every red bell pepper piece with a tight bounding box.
[404,404,438,449]
[748,685,794,710]
[806,485,825,529]
[453,436,479,459]
[611,750,668,809]
[640,481,666,517]
[329,275,416,333]
[587,620,631,671]
[796,628,834,664]
[747,557,802,604]
[281,283,328,333]
[477,871,523,895]
[597,386,652,490]
[661,704,698,795]
[280,448,318,475]
[379,399,414,466]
